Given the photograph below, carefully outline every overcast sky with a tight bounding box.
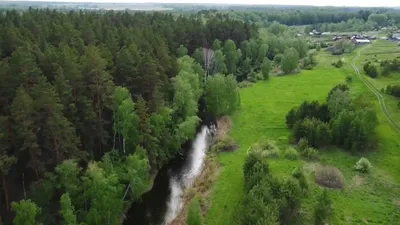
[6,0,400,7]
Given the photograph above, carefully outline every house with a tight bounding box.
[333,36,342,41]
[312,29,321,36]
[393,33,400,41]
[321,32,331,36]
[352,39,371,44]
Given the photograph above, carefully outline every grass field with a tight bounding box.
[205,43,400,225]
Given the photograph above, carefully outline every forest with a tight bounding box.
[1,3,400,225]
[0,6,317,224]
[0,9,258,225]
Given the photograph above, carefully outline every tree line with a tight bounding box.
[197,7,400,28]
[236,150,333,225]
[286,84,378,152]
[0,9,254,224]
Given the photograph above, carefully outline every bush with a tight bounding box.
[282,147,299,160]
[297,138,317,158]
[252,140,279,152]
[297,138,309,151]
[354,157,372,173]
[238,81,254,88]
[315,166,344,189]
[363,62,379,78]
[292,167,308,192]
[302,147,318,158]
[346,75,353,83]
[250,140,280,158]
[314,190,333,225]
[286,100,330,128]
[331,59,343,68]
[292,118,331,148]
[187,197,202,225]
[212,136,238,153]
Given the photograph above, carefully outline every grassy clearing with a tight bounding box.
[205,43,400,225]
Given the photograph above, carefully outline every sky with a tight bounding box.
[5,0,400,7]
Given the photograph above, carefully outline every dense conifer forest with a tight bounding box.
[1,3,400,225]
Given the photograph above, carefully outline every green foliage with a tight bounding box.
[331,59,343,68]
[297,138,318,158]
[213,50,228,74]
[177,45,188,57]
[60,193,77,225]
[281,48,299,74]
[223,39,241,74]
[11,199,41,225]
[327,88,352,117]
[331,108,377,152]
[282,147,299,160]
[286,101,330,128]
[363,61,379,78]
[82,162,124,225]
[346,75,353,83]
[354,157,372,173]
[211,136,238,153]
[314,190,333,225]
[326,84,349,102]
[212,39,222,51]
[292,167,308,192]
[331,40,355,55]
[261,57,272,80]
[240,151,305,225]
[205,74,240,117]
[187,198,202,225]
[385,85,400,98]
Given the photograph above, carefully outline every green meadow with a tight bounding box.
[205,42,400,225]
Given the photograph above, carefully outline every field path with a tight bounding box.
[350,45,400,132]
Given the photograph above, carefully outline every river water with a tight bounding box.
[124,125,212,225]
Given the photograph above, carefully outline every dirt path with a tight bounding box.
[350,45,400,132]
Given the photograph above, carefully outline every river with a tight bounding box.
[123,125,213,225]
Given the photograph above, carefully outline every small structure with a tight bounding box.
[333,36,342,41]
[311,29,321,36]
[321,32,331,36]
[380,37,389,40]
[352,39,371,44]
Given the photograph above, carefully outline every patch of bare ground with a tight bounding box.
[216,116,232,139]
[354,175,365,186]
[169,155,220,225]
[393,198,400,207]
[212,117,238,152]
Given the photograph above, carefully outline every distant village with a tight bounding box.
[308,29,400,45]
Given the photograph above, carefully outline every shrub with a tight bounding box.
[286,101,330,128]
[187,197,202,225]
[282,147,299,160]
[346,75,353,83]
[302,147,318,158]
[292,167,308,192]
[363,62,379,78]
[212,136,238,153]
[292,118,331,148]
[238,81,254,88]
[314,190,333,225]
[252,140,279,152]
[297,138,309,151]
[354,157,372,173]
[315,166,344,189]
[331,59,343,68]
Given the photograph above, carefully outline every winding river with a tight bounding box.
[124,125,213,225]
